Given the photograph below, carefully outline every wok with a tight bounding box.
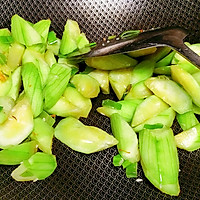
[0,0,200,199]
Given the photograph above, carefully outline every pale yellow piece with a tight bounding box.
[11,163,37,182]
[124,81,152,100]
[44,50,56,67]
[0,97,33,148]
[22,49,50,87]
[171,65,200,107]
[70,74,100,98]
[145,76,192,114]
[89,69,110,94]
[0,73,12,96]
[7,42,25,72]
[48,87,92,118]
[175,125,200,151]
[55,117,118,154]
[131,95,169,127]
[63,87,92,117]
[109,67,132,100]
[128,47,157,57]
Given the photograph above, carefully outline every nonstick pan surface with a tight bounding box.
[0,0,200,199]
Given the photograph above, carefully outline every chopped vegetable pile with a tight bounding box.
[0,14,200,196]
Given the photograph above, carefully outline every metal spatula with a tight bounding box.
[79,27,200,68]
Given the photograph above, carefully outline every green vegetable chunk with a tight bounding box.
[0,28,12,53]
[44,50,56,67]
[111,113,140,163]
[109,67,132,100]
[47,31,57,45]
[102,99,122,110]
[0,96,15,124]
[124,80,153,100]
[171,43,200,74]
[22,62,43,117]
[131,95,169,127]
[171,65,200,107]
[131,60,155,85]
[38,111,55,127]
[70,74,100,98]
[22,49,50,87]
[97,99,142,123]
[30,118,54,154]
[0,72,12,96]
[89,69,110,94]
[60,19,89,55]
[47,86,92,118]
[0,141,37,165]
[11,14,43,47]
[128,47,157,57]
[134,107,176,132]
[47,38,61,56]
[193,104,200,115]
[0,96,33,149]
[7,66,22,100]
[7,42,25,73]
[139,128,180,196]
[126,162,138,178]
[192,71,200,86]
[145,76,192,114]
[143,123,164,129]
[0,53,7,66]
[122,159,131,169]
[155,51,175,68]
[44,63,71,109]
[154,66,171,75]
[11,152,57,181]
[54,117,118,154]
[85,54,138,70]
[144,47,172,62]
[33,19,51,43]
[177,111,199,131]
[175,123,200,151]
[113,154,124,166]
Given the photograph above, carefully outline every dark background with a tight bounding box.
[0,0,200,199]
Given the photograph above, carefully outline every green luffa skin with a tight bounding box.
[30,118,54,154]
[111,113,139,163]
[47,86,92,119]
[131,59,155,85]
[124,80,153,100]
[11,152,57,181]
[97,99,142,123]
[0,141,37,165]
[11,15,43,47]
[134,107,176,133]
[139,128,180,196]
[176,111,199,131]
[43,63,71,110]
[22,62,43,117]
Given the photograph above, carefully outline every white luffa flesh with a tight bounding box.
[0,97,33,149]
